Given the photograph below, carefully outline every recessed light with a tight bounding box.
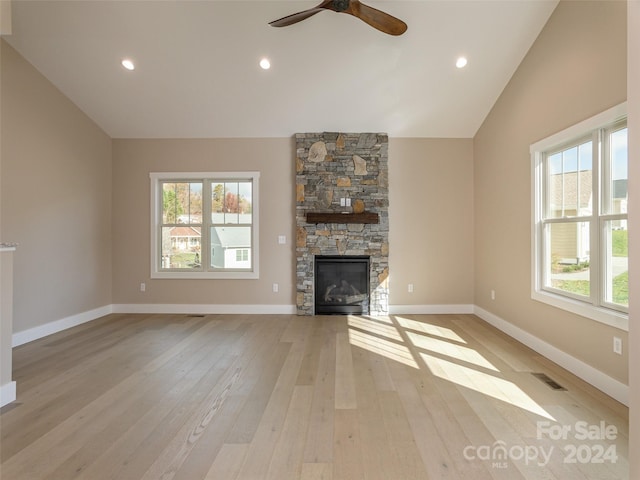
[121,59,135,71]
[259,58,271,70]
[456,57,468,69]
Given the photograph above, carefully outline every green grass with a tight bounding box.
[552,279,590,297]
[552,270,628,306]
[612,271,629,305]
[170,252,200,268]
[561,261,589,273]
[550,229,627,306]
[612,229,628,257]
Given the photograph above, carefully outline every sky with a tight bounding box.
[549,127,627,180]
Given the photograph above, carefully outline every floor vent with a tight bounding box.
[187,314,206,318]
[532,373,567,391]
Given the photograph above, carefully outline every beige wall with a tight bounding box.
[0,40,112,333]
[111,138,296,306]
[474,1,628,383]
[389,138,474,306]
[627,1,639,476]
[112,137,475,309]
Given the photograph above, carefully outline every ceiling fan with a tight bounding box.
[269,0,408,36]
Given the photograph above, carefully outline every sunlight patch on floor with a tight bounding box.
[394,316,467,343]
[420,353,555,420]
[360,315,394,325]
[349,315,554,421]
[348,328,418,369]
[348,316,403,342]
[406,331,499,372]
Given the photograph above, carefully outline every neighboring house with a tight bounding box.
[549,170,627,264]
[210,226,251,269]
[549,169,593,264]
[169,226,202,252]
[613,179,628,229]
[163,214,252,269]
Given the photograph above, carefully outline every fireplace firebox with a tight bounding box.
[314,256,370,315]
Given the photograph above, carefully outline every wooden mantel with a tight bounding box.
[306,212,379,224]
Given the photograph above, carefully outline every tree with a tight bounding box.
[225,192,239,213]
[239,195,252,214]
[165,182,202,223]
[212,183,224,213]
[163,187,182,223]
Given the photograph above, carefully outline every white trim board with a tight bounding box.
[118,303,473,316]
[11,303,472,347]
[12,305,113,347]
[474,306,629,407]
[111,304,297,315]
[1,381,16,408]
[11,303,297,347]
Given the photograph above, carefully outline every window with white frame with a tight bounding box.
[531,103,628,330]
[150,172,259,279]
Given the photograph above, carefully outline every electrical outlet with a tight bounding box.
[340,198,346,207]
[346,198,351,207]
[408,283,414,293]
[273,283,279,293]
[278,235,286,245]
[140,282,146,292]
[613,337,622,355]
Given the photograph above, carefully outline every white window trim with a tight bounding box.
[150,171,260,280]
[530,102,628,331]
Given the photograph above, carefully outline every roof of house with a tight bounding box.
[550,171,628,215]
[169,226,201,237]
[550,170,593,212]
[212,227,251,249]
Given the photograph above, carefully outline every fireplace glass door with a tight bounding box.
[314,256,370,315]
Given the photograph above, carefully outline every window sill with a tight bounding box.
[532,289,628,331]
[151,270,259,280]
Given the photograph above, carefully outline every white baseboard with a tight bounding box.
[7,304,472,348]
[389,304,474,315]
[12,305,113,347]
[112,304,298,315]
[12,304,297,347]
[474,306,629,407]
[1,381,16,407]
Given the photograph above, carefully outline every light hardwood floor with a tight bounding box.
[0,313,629,479]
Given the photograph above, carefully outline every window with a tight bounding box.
[150,172,259,279]
[531,103,627,330]
[235,249,249,263]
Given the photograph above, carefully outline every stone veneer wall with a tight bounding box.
[295,132,389,315]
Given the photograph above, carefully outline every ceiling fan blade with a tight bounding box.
[269,0,407,36]
[269,1,337,28]
[344,0,407,36]
[269,8,325,28]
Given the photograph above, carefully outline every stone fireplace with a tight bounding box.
[295,132,389,315]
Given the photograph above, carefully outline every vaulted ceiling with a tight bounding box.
[3,0,558,138]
